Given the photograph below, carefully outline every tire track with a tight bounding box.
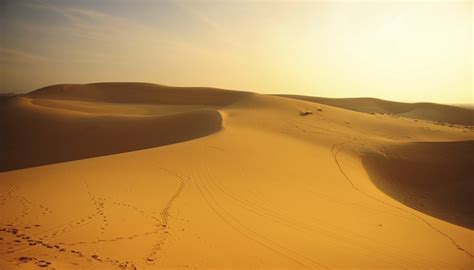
[204,132,451,268]
[194,177,324,269]
[195,138,330,269]
[331,140,473,259]
[219,124,461,267]
[205,171,445,268]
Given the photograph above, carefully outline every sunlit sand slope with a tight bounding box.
[278,95,474,126]
[0,83,473,269]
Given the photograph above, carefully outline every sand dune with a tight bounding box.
[0,87,239,172]
[278,95,474,126]
[362,140,474,229]
[1,83,473,269]
[28,83,249,106]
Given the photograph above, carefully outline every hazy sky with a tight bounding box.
[1,0,472,103]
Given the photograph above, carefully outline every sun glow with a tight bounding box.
[1,1,472,103]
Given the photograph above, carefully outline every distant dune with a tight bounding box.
[1,83,473,269]
[278,95,474,126]
[453,104,474,109]
[29,82,249,106]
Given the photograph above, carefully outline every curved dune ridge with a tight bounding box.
[0,83,251,171]
[278,95,474,126]
[0,83,473,269]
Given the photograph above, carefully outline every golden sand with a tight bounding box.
[1,83,473,269]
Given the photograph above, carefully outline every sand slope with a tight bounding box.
[0,98,223,172]
[1,83,473,269]
[278,95,474,126]
[362,141,474,229]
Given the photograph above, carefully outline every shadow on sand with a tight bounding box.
[362,140,474,229]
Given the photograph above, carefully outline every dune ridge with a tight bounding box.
[27,82,250,106]
[278,95,474,126]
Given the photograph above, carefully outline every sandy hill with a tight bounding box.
[0,83,473,269]
[0,83,250,172]
[29,83,249,106]
[278,95,474,126]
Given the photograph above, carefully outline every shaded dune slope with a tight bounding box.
[27,82,249,106]
[0,83,252,172]
[362,140,474,229]
[278,95,474,126]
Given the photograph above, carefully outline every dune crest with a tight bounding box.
[28,82,250,106]
[278,95,474,126]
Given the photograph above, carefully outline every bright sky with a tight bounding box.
[1,0,472,103]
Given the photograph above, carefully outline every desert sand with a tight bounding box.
[0,83,473,269]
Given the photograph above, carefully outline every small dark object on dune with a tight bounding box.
[300,111,313,116]
[18,256,32,262]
